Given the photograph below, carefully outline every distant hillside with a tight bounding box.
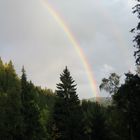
[87,97,112,106]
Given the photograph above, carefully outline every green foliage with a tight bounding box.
[113,73,140,140]
[0,59,55,140]
[53,67,82,140]
[0,59,23,140]
[21,68,46,140]
[81,100,109,140]
[100,71,140,140]
[100,73,120,95]
[36,87,56,139]
[56,67,79,103]
[105,106,130,140]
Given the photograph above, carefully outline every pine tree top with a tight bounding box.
[56,67,79,103]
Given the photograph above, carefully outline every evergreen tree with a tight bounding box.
[37,87,56,139]
[53,67,82,140]
[56,67,79,103]
[0,57,5,92]
[0,59,23,140]
[21,67,45,140]
[81,100,109,140]
[113,73,140,140]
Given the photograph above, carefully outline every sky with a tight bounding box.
[0,0,138,99]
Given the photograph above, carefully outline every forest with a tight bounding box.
[0,1,140,140]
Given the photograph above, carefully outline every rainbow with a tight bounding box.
[41,0,99,99]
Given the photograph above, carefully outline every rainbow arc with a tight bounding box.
[41,0,99,99]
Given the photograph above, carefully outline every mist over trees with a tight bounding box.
[0,1,140,140]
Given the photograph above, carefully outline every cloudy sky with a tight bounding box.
[0,0,137,99]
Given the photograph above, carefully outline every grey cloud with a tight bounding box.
[0,0,137,98]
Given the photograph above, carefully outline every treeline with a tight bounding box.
[0,58,140,140]
[0,59,108,140]
[0,58,56,140]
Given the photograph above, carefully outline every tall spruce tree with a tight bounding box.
[21,67,45,140]
[53,67,82,140]
[56,67,79,104]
